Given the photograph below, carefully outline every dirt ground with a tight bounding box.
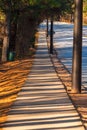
[0,57,34,127]
[51,54,87,129]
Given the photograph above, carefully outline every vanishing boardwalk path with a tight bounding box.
[2,30,85,130]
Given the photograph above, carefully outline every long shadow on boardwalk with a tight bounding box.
[1,32,84,130]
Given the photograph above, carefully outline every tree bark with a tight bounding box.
[72,0,83,93]
[9,11,19,52]
[1,12,11,62]
[15,13,37,58]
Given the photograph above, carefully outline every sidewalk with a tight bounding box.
[2,30,85,130]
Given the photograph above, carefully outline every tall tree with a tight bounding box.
[0,0,36,61]
[0,0,73,61]
[0,0,12,62]
[72,0,83,93]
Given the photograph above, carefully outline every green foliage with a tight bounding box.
[83,0,87,13]
[0,0,74,60]
[0,0,73,14]
[0,0,74,28]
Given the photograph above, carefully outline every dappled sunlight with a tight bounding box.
[51,55,72,91]
[0,58,33,127]
[1,31,84,130]
[50,21,87,128]
[51,54,87,129]
[54,22,87,90]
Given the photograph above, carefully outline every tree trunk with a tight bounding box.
[1,36,9,62]
[72,0,83,93]
[15,13,37,58]
[1,12,11,62]
[9,11,19,52]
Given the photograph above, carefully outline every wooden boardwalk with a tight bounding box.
[2,31,85,130]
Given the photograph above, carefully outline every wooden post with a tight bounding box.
[46,18,49,37]
[72,0,83,93]
[50,16,53,54]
